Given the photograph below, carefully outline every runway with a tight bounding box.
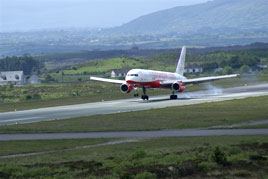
[0,83,268,126]
[1,129,268,141]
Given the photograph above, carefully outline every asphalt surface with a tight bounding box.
[210,119,268,129]
[1,129,268,141]
[0,83,268,126]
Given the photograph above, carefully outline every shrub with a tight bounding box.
[44,74,55,82]
[25,95,32,100]
[32,94,41,100]
[222,66,234,75]
[159,154,191,165]
[135,172,157,179]
[198,161,217,173]
[21,89,28,94]
[227,153,250,164]
[6,83,14,90]
[130,150,147,160]
[240,65,251,74]
[212,146,227,165]
[228,146,242,155]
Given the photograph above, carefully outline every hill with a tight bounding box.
[59,48,268,77]
[109,0,268,36]
[35,42,268,71]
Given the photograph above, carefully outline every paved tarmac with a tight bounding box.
[0,129,268,141]
[0,84,268,126]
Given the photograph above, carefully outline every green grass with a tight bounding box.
[63,57,145,75]
[0,138,113,156]
[1,136,267,164]
[0,136,267,178]
[59,48,268,76]
[1,96,268,134]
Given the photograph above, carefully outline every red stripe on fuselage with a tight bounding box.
[126,80,167,88]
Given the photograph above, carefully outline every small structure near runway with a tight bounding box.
[0,71,25,86]
[111,69,131,78]
[184,64,203,73]
[28,75,41,84]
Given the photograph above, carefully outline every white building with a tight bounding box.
[28,75,41,84]
[0,71,25,86]
[111,69,131,78]
[214,67,223,73]
[256,64,267,70]
[184,65,203,73]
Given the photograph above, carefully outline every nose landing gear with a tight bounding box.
[134,87,139,97]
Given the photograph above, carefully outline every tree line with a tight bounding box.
[0,55,44,75]
[202,55,260,71]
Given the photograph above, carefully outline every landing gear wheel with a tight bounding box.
[170,95,177,100]
[134,93,139,97]
[142,95,149,100]
[141,86,149,100]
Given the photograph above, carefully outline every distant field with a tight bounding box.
[58,48,268,76]
[0,136,267,178]
[1,96,268,133]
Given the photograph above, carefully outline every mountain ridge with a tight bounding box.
[107,0,268,36]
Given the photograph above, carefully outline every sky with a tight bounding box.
[0,0,210,32]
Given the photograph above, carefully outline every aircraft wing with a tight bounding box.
[182,74,239,84]
[160,74,239,85]
[90,77,124,84]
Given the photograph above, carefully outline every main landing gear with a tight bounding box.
[170,91,177,100]
[141,86,149,100]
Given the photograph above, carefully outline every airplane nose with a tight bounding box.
[126,76,136,84]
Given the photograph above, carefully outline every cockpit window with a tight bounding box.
[127,74,138,77]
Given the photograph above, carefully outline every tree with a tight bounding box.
[44,75,55,82]
[240,65,251,74]
[202,62,219,71]
[0,56,44,75]
[222,66,234,75]
[227,56,242,68]
[220,60,228,68]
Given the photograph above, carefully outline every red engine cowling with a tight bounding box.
[171,82,185,93]
[120,83,133,93]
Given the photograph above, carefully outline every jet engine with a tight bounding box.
[120,83,133,93]
[171,82,185,93]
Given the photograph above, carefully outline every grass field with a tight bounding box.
[0,136,267,178]
[1,96,268,134]
[58,49,268,76]
[0,138,113,156]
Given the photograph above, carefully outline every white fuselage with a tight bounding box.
[125,69,186,88]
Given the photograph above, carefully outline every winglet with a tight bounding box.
[175,46,186,75]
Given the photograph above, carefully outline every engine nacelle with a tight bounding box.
[120,83,133,93]
[171,82,185,93]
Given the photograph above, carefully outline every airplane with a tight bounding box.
[90,46,238,100]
